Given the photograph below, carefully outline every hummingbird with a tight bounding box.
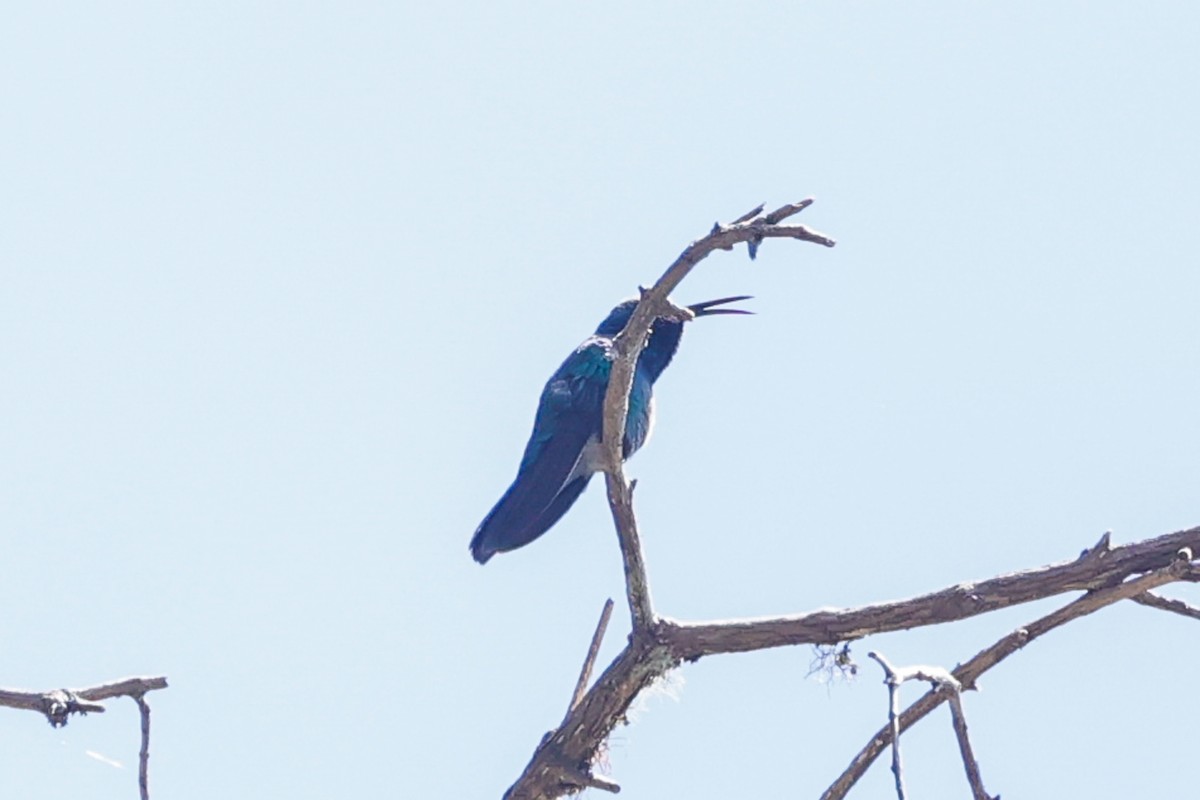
[470,294,751,564]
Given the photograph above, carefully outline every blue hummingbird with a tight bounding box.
[470,294,751,564]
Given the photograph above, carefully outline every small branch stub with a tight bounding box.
[566,599,615,720]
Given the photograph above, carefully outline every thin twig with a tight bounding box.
[731,203,766,224]
[1130,590,1200,622]
[867,652,907,800]
[135,695,152,800]
[820,556,1198,800]
[566,599,615,719]
[865,653,963,800]
[948,693,993,800]
[763,198,815,224]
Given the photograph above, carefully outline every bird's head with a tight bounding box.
[594,294,753,336]
[594,294,752,382]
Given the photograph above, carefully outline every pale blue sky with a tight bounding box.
[2,3,1198,798]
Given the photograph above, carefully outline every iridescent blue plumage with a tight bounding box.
[470,295,750,564]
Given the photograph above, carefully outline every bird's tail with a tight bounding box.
[470,475,592,563]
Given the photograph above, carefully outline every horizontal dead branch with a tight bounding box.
[663,527,1200,659]
[0,676,168,727]
[506,528,1200,800]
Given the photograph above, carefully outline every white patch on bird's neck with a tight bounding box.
[570,396,656,482]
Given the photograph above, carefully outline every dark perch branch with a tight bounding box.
[599,200,834,632]
[820,553,1198,800]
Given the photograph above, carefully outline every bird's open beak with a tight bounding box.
[687,295,753,318]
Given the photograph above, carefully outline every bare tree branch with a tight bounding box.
[866,652,964,800]
[947,692,995,800]
[135,694,152,800]
[504,634,671,800]
[601,471,655,632]
[663,528,1200,659]
[1130,589,1200,622]
[0,676,168,724]
[866,652,911,800]
[566,599,615,719]
[598,201,835,632]
[1,676,168,800]
[731,202,767,224]
[821,553,1197,800]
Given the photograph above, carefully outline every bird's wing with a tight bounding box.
[470,354,607,563]
[499,473,593,557]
